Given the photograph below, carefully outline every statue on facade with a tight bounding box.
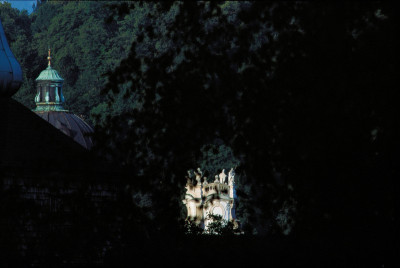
[219,169,226,184]
[194,170,202,184]
[197,168,202,177]
[186,170,193,185]
[228,168,235,186]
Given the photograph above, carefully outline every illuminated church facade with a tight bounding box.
[183,168,240,231]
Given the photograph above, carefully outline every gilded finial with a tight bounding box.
[47,48,51,67]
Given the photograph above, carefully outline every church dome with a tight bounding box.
[33,49,94,150]
[36,66,64,82]
[35,111,93,149]
[0,19,22,97]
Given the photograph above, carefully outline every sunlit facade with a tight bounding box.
[183,168,239,230]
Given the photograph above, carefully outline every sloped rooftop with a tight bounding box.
[0,98,88,174]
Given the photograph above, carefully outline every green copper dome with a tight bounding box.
[34,49,66,112]
[32,49,94,150]
[36,66,64,82]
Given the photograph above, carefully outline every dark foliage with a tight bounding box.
[96,1,396,240]
[0,1,396,266]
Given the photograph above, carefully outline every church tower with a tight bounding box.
[34,49,66,112]
[33,49,94,149]
[183,168,240,232]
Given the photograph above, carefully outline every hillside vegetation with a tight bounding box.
[1,1,138,125]
[1,2,396,241]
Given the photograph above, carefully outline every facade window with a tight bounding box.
[40,86,45,102]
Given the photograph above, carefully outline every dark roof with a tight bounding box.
[0,98,89,174]
[34,111,93,150]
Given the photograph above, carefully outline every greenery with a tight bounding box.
[0,1,396,265]
[95,1,396,238]
[203,214,236,236]
[1,1,140,124]
[184,214,237,236]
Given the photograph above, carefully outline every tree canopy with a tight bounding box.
[1,1,141,124]
[96,2,396,237]
[1,1,396,238]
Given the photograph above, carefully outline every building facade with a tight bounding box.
[183,168,239,231]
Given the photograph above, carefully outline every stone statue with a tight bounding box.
[194,170,201,184]
[203,177,208,185]
[214,175,219,183]
[228,168,235,186]
[219,169,226,184]
[186,170,193,185]
[197,167,202,177]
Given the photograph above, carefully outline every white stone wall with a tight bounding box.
[183,168,237,229]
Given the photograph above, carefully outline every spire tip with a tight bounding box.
[47,48,51,67]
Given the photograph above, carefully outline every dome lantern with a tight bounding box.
[33,49,93,150]
[34,49,66,112]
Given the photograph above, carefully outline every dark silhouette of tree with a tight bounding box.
[1,1,396,266]
[96,1,396,242]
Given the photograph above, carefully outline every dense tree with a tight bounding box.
[2,0,396,243]
[0,2,36,107]
[2,1,141,125]
[96,2,396,239]
[1,1,396,265]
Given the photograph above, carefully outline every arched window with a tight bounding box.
[40,86,45,102]
[212,206,223,217]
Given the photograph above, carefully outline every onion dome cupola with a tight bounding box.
[34,49,66,112]
[0,19,22,97]
[33,49,94,150]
